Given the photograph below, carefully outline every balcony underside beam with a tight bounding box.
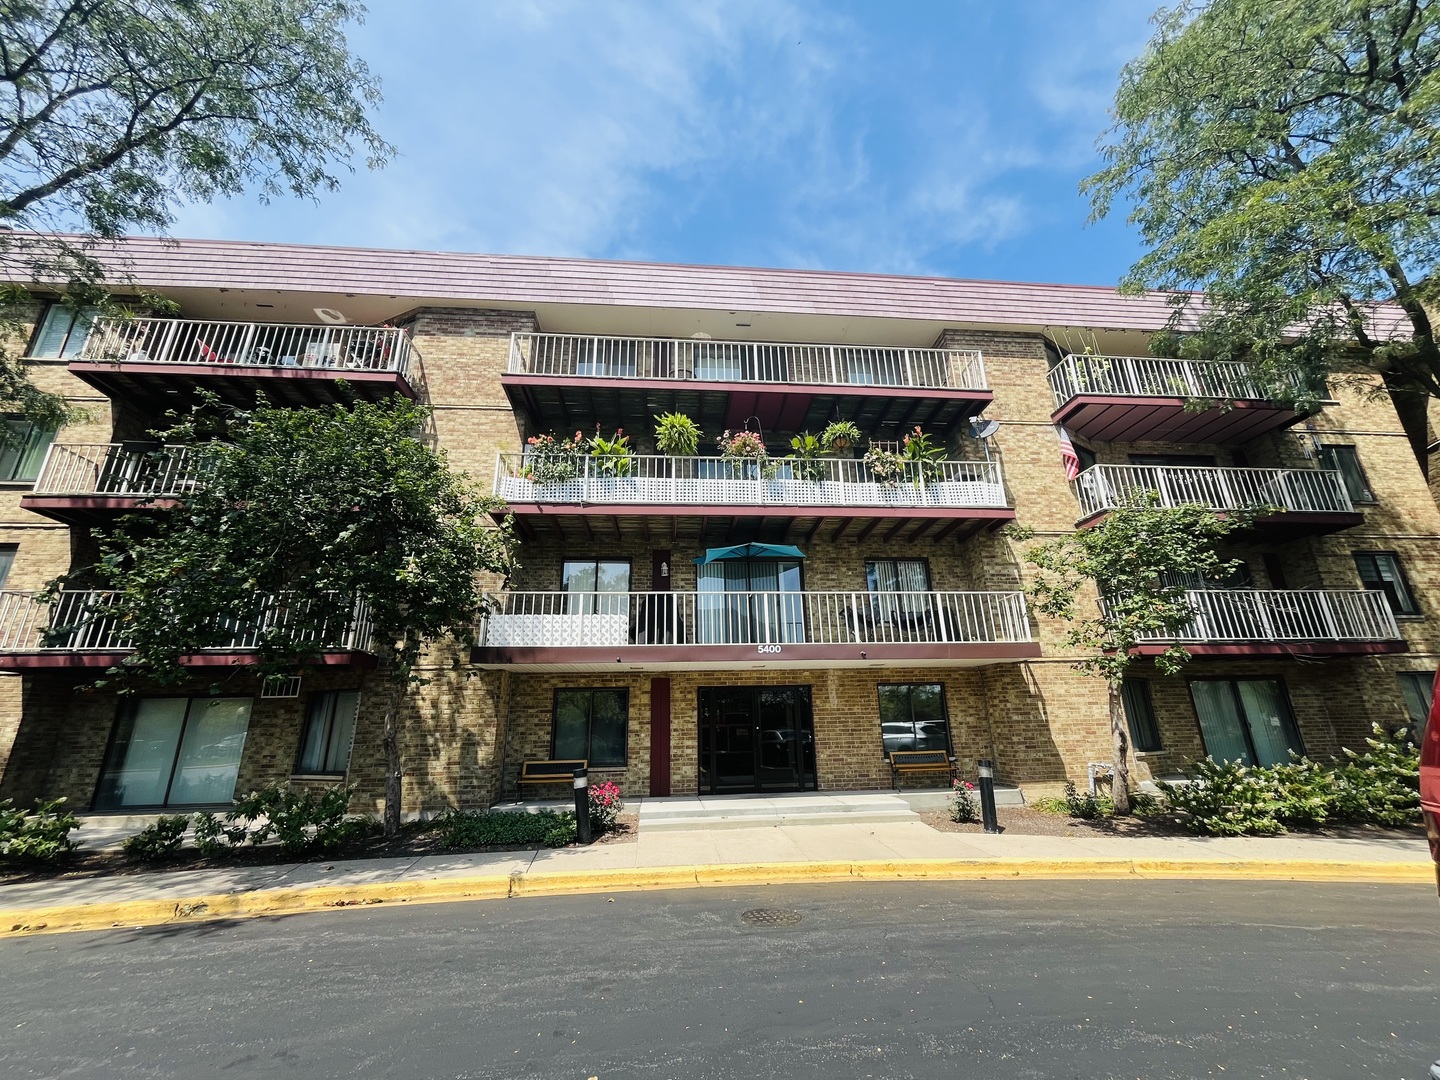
[69,362,416,409]
[1130,641,1408,657]
[502,375,992,438]
[1052,396,1305,444]
[1075,508,1365,539]
[0,649,378,672]
[472,641,1042,670]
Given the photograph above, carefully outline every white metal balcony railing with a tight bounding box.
[30,443,206,499]
[0,591,375,654]
[1048,353,1305,409]
[507,332,988,391]
[478,590,1033,649]
[1124,589,1401,645]
[494,454,1008,510]
[77,317,413,380]
[1074,465,1354,519]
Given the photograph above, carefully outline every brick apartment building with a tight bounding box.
[0,236,1434,815]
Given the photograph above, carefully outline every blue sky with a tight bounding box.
[173,0,1161,287]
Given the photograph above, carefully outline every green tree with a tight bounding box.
[1086,0,1440,465]
[54,395,514,834]
[1019,493,1245,813]
[0,0,391,428]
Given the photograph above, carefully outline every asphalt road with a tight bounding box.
[1,880,1437,1080]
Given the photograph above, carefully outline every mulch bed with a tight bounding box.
[0,810,639,887]
[919,807,1426,841]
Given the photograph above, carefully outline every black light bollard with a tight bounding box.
[573,767,593,845]
[977,758,1000,834]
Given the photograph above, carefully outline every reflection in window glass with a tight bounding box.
[0,419,57,482]
[296,690,360,774]
[877,683,950,758]
[95,696,253,809]
[552,688,628,767]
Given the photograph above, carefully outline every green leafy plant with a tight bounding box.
[786,432,830,481]
[224,784,377,856]
[1063,780,1114,820]
[716,429,772,477]
[588,781,625,834]
[122,815,191,862]
[820,420,862,453]
[437,809,577,849]
[0,798,79,863]
[1158,759,1286,837]
[1332,723,1420,827]
[1028,796,1071,814]
[862,445,907,484]
[900,426,946,480]
[1021,490,1249,814]
[192,811,242,856]
[524,430,585,483]
[47,393,515,836]
[949,779,978,823]
[654,412,702,457]
[588,426,633,477]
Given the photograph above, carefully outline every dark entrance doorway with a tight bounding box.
[698,686,816,794]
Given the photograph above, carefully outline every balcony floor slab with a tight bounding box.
[0,649,377,672]
[69,361,415,408]
[472,641,1042,671]
[1076,508,1365,540]
[1052,396,1307,444]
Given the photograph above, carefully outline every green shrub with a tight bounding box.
[192,810,244,856]
[226,784,377,856]
[1063,780,1114,820]
[1331,723,1420,828]
[1028,796,1070,814]
[949,779,979,823]
[1158,759,1285,836]
[122,815,190,862]
[438,809,576,849]
[1266,757,1337,829]
[0,798,79,863]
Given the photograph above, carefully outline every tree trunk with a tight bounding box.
[1109,680,1131,816]
[382,683,403,837]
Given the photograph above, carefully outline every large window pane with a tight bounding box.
[1318,445,1373,502]
[167,698,253,805]
[589,689,628,767]
[1398,672,1435,727]
[96,698,189,809]
[1121,678,1162,752]
[0,419,57,483]
[552,688,628,767]
[30,304,96,359]
[1235,679,1301,766]
[877,683,949,758]
[296,690,359,774]
[553,691,590,760]
[1354,552,1419,615]
[1189,681,1252,765]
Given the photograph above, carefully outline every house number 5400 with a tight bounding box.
[757,644,783,654]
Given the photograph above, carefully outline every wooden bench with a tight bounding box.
[888,750,957,791]
[517,759,588,792]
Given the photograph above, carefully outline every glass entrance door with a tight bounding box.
[1189,678,1303,766]
[698,686,815,794]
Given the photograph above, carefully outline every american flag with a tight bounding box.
[1054,425,1080,480]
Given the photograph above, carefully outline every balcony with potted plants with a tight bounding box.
[491,416,1013,543]
[67,316,416,407]
[1048,353,1322,443]
[502,331,992,437]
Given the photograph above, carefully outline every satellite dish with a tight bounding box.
[313,307,348,325]
[968,417,1000,440]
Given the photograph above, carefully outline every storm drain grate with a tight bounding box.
[740,907,803,927]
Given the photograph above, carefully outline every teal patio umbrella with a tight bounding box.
[694,543,807,565]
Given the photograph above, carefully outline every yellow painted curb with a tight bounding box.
[1,857,1432,937]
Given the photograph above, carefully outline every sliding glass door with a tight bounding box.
[696,559,804,644]
[95,697,253,809]
[1189,679,1303,767]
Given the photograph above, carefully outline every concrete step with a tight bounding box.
[638,792,923,831]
